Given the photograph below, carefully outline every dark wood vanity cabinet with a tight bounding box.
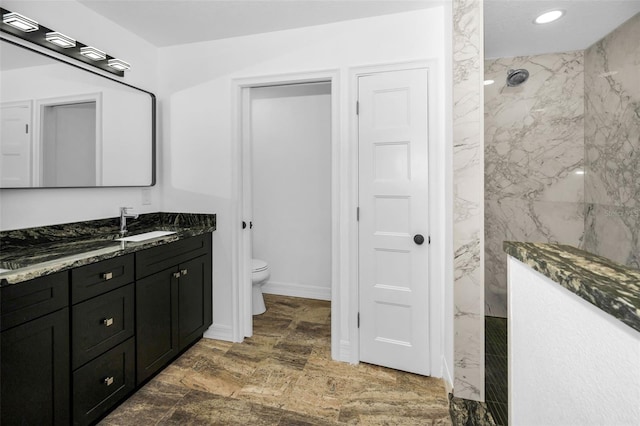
[71,255,136,425]
[0,233,213,426]
[135,234,212,384]
[0,272,71,426]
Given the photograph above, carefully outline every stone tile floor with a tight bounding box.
[101,294,451,425]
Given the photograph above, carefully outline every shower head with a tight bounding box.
[506,69,529,87]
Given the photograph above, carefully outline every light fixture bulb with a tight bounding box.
[484,79,495,86]
[534,10,564,24]
[80,46,106,61]
[107,58,131,71]
[45,32,76,48]
[2,12,39,32]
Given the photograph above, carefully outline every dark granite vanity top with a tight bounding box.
[0,212,216,286]
[504,242,640,334]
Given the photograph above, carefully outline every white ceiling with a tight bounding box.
[485,0,640,59]
[76,0,640,57]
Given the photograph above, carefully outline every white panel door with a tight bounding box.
[0,102,32,187]
[358,68,429,375]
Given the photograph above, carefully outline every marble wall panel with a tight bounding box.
[584,203,640,269]
[485,199,585,317]
[453,0,484,401]
[584,13,640,268]
[485,52,585,202]
[484,52,586,317]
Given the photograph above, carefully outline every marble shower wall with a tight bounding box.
[453,0,485,401]
[484,52,586,317]
[584,13,640,268]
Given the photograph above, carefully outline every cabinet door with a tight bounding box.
[135,267,179,385]
[177,253,212,350]
[1,308,70,426]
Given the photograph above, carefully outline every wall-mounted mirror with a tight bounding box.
[0,39,155,188]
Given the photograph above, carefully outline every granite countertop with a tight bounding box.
[0,212,216,286]
[504,242,640,334]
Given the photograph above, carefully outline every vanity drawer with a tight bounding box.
[136,234,211,279]
[72,284,134,369]
[71,255,134,304]
[1,271,69,331]
[73,337,135,426]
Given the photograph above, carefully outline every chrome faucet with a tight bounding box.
[120,207,139,235]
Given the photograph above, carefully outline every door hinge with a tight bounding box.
[429,235,431,244]
[25,124,28,134]
[356,100,359,115]
[357,312,360,328]
[357,207,360,221]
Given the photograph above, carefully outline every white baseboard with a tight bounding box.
[337,338,355,364]
[203,323,234,342]
[262,280,331,301]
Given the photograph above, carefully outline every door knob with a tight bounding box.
[242,221,247,229]
[414,234,425,245]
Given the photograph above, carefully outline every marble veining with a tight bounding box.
[484,51,585,317]
[453,0,485,401]
[504,241,640,333]
[0,212,216,285]
[584,13,640,269]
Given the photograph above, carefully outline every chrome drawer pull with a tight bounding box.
[180,269,188,276]
[101,272,113,280]
[172,272,181,279]
[103,318,114,327]
[104,376,114,386]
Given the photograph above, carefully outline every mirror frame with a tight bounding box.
[0,37,156,188]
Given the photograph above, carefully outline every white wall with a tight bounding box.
[509,257,640,425]
[158,8,448,344]
[0,0,160,230]
[251,83,332,300]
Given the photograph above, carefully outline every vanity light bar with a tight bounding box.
[45,31,75,48]
[0,7,130,77]
[3,12,38,32]
[80,46,107,61]
[107,58,131,71]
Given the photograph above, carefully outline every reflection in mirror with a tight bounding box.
[0,39,155,188]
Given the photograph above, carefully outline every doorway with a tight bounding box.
[234,71,340,345]
[246,82,332,326]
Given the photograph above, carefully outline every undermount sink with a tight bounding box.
[116,230,176,242]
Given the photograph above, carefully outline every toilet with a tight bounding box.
[251,259,270,315]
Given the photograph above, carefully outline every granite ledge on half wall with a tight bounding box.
[0,212,216,286]
[504,241,640,334]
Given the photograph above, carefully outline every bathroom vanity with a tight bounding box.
[0,213,215,425]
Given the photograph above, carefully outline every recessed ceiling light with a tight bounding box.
[2,12,39,32]
[45,32,76,48]
[108,58,131,71]
[575,170,585,175]
[80,46,106,61]
[484,79,495,86]
[534,10,564,24]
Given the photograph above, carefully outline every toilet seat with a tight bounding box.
[252,259,268,273]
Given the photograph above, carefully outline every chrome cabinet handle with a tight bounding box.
[180,269,188,276]
[104,376,114,386]
[172,272,181,279]
[101,272,113,280]
[103,318,114,327]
